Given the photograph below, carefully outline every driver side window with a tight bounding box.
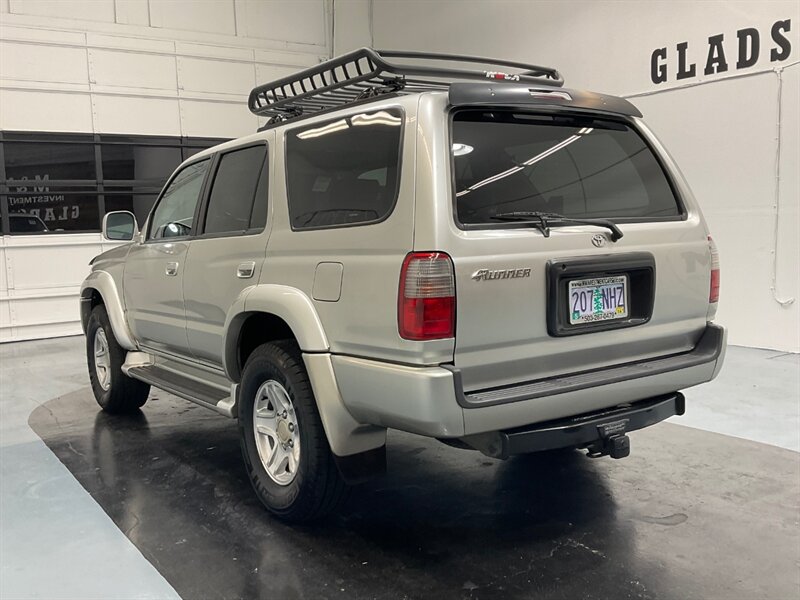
[149,159,209,240]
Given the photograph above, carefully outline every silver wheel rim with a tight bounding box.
[94,328,111,391]
[253,380,300,486]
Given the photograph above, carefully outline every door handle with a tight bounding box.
[165,262,179,276]
[237,262,256,279]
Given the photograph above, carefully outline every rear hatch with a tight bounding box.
[446,108,713,392]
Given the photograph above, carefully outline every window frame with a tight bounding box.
[283,106,405,232]
[447,107,688,232]
[195,141,270,240]
[0,131,226,236]
[144,157,213,243]
[100,139,184,188]
[0,133,99,235]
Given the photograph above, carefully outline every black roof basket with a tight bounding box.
[248,47,563,124]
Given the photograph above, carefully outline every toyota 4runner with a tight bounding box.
[80,49,726,522]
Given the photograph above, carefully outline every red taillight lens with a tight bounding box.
[398,252,455,340]
[709,235,720,303]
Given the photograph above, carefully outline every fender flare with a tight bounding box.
[222,284,329,382]
[79,270,137,350]
[222,285,384,457]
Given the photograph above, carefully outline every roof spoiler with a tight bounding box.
[448,83,643,118]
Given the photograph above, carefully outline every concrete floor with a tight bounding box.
[0,336,180,600]
[1,336,798,599]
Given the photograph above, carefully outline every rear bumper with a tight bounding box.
[453,323,725,408]
[331,323,726,438]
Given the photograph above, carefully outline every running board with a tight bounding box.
[127,364,238,418]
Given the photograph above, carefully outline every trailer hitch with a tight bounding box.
[585,418,631,459]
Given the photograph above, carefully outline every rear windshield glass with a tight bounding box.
[285,108,403,230]
[451,111,681,225]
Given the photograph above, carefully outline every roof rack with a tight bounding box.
[248,47,563,124]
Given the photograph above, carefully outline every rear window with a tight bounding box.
[285,108,403,230]
[451,111,681,226]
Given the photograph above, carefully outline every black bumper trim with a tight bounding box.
[448,323,724,408]
[499,392,684,457]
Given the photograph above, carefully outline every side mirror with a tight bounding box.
[102,211,138,241]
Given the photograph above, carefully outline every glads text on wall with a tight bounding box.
[651,19,792,84]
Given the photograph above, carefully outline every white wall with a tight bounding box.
[0,234,126,342]
[0,0,331,342]
[1,0,331,137]
[2,0,797,350]
[336,0,800,352]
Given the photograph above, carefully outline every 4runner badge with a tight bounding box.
[472,268,531,282]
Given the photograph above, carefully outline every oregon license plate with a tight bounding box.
[568,276,628,325]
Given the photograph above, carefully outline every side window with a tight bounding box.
[285,108,403,230]
[203,145,268,235]
[149,160,209,240]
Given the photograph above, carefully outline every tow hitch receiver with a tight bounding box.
[586,419,631,459]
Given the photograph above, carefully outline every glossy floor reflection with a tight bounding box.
[29,389,799,600]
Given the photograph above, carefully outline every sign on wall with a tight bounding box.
[651,19,792,84]
[6,183,98,232]
[4,140,98,231]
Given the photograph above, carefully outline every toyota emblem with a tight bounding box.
[591,234,606,248]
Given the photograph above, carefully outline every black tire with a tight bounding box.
[238,340,348,522]
[86,304,149,413]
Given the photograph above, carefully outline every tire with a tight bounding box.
[238,340,348,522]
[86,304,149,413]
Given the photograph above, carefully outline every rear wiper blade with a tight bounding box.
[491,211,553,237]
[491,211,623,242]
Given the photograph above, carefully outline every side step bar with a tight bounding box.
[126,364,238,418]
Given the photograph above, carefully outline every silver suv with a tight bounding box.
[80,49,726,521]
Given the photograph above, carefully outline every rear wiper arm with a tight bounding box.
[491,211,623,242]
[491,211,552,237]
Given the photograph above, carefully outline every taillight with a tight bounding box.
[709,235,720,303]
[398,252,455,340]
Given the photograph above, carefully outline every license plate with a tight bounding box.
[568,276,628,325]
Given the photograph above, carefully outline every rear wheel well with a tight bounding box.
[238,313,295,374]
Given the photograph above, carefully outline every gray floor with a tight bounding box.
[0,336,798,599]
[0,336,180,600]
[678,346,800,452]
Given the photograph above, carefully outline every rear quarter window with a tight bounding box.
[203,144,268,236]
[285,108,403,230]
[451,111,682,226]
